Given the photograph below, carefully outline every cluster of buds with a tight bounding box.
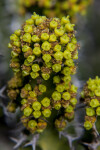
[7,12,79,133]
[7,73,23,112]
[44,0,93,21]
[81,76,100,130]
[18,0,93,22]
[18,0,53,15]
[19,0,52,9]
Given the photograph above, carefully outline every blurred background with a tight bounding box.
[0,0,100,150]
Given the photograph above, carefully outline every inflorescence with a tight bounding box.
[81,76,100,130]
[7,12,79,133]
[19,0,92,22]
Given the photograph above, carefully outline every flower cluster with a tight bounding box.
[81,76,100,130]
[44,0,93,21]
[7,12,78,133]
[19,0,92,22]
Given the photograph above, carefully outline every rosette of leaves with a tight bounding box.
[81,76,100,130]
[18,0,93,22]
[7,12,79,134]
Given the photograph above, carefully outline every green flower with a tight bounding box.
[54,44,61,51]
[70,85,77,93]
[26,18,34,25]
[25,84,32,91]
[41,97,50,107]
[24,107,33,116]
[96,107,100,116]
[53,76,61,84]
[42,54,51,62]
[31,12,39,20]
[62,92,70,100]
[52,64,61,73]
[70,98,77,105]
[33,111,41,118]
[29,91,37,97]
[49,34,57,42]
[14,29,21,36]
[22,45,31,52]
[50,20,58,28]
[95,89,100,96]
[67,43,76,52]
[56,84,65,92]
[62,67,71,75]
[64,59,74,67]
[27,55,35,63]
[10,34,18,41]
[32,64,40,72]
[30,72,39,79]
[65,105,74,113]
[42,73,50,80]
[54,103,61,110]
[54,51,63,61]
[32,101,41,111]
[32,35,40,42]
[60,34,70,44]
[90,99,100,108]
[62,75,71,83]
[52,91,61,101]
[21,99,27,105]
[61,16,70,24]
[55,27,64,36]
[35,17,45,25]
[65,23,75,32]
[42,41,51,51]
[84,121,92,130]
[42,109,51,118]
[24,25,33,33]
[39,84,46,93]
[86,107,95,116]
[23,33,31,43]
[33,47,41,56]
[28,120,37,128]
[41,33,49,41]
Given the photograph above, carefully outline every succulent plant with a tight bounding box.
[1,0,100,150]
[7,12,79,134]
